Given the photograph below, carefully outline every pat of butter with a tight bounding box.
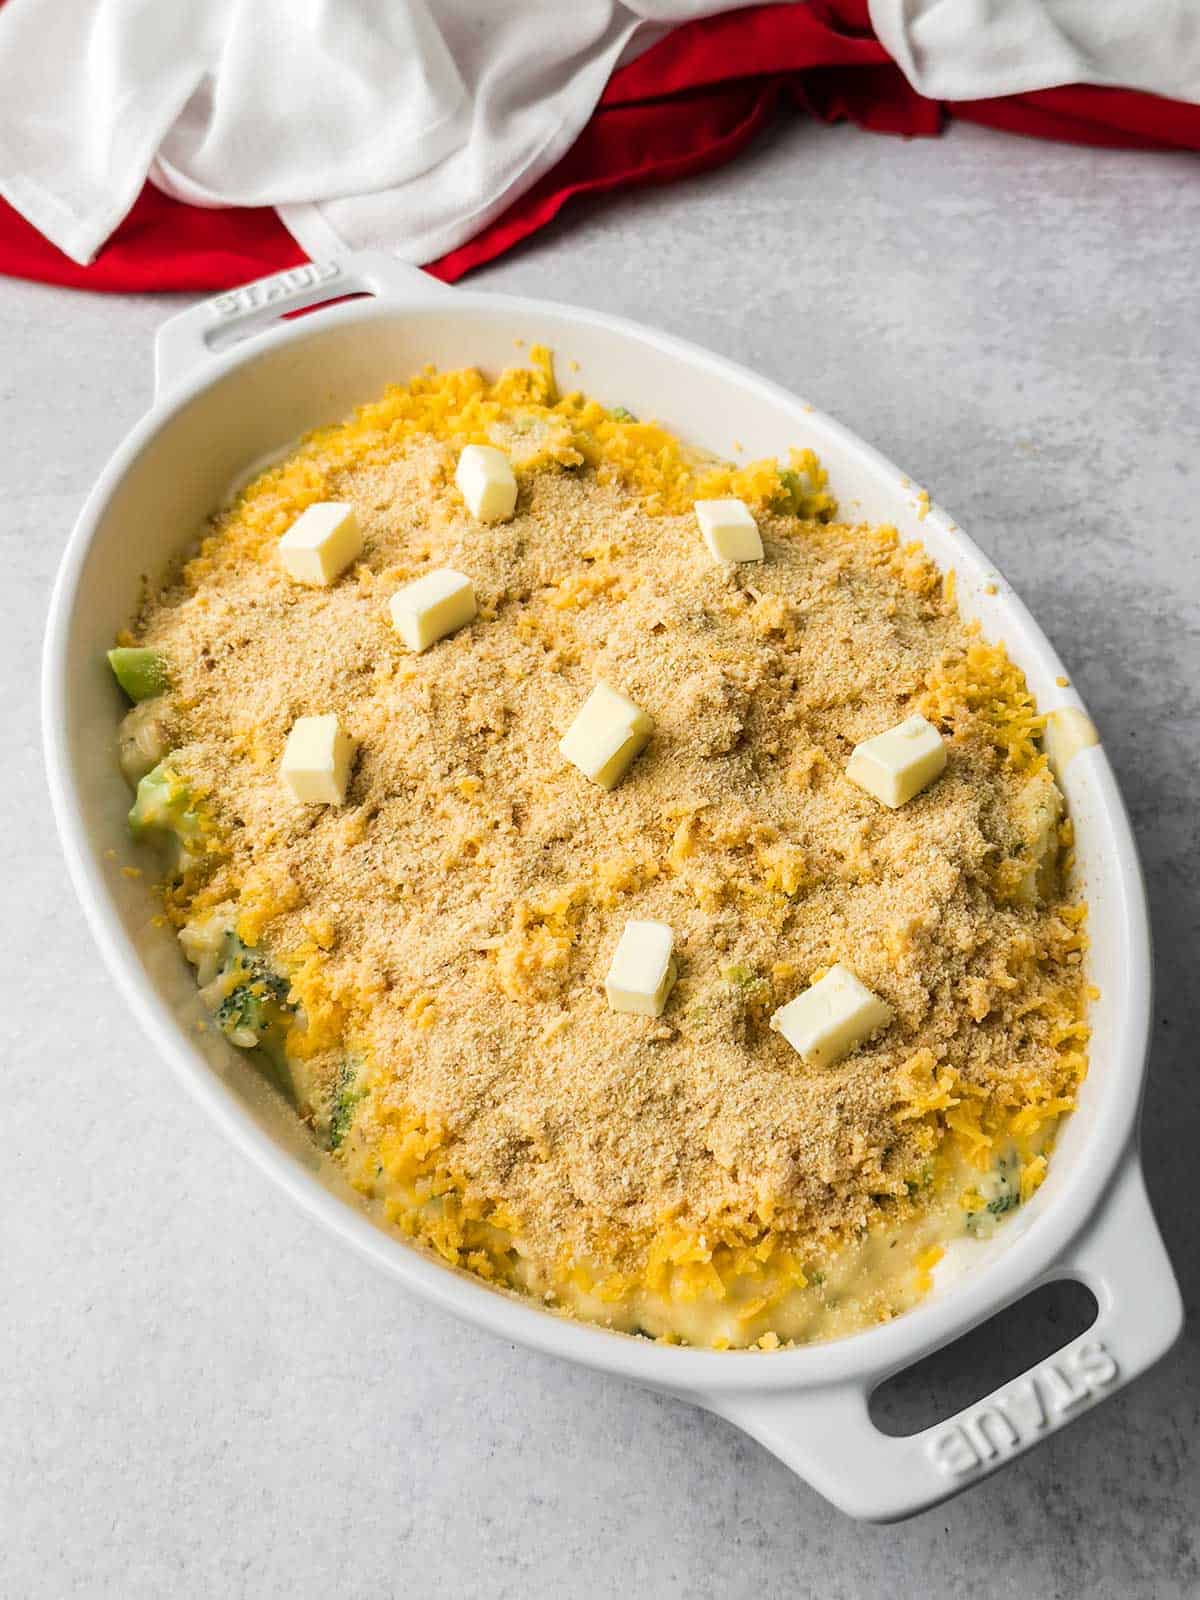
[845,713,946,808]
[770,964,893,1067]
[605,919,677,1016]
[280,714,357,806]
[277,502,362,586]
[456,445,518,523]
[694,498,763,564]
[559,682,653,790]
[389,569,477,653]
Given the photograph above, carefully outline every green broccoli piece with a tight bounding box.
[965,1154,1022,1236]
[771,467,807,514]
[216,969,291,1041]
[108,646,169,702]
[211,932,297,1101]
[610,406,637,423]
[328,1059,366,1150]
[128,762,177,837]
[128,761,207,862]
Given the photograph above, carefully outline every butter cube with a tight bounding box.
[456,445,518,523]
[389,569,477,653]
[280,714,357,806]
[559,682,653,790]
[605,920,677,1017]
[845,713,946,808]
[694,498,763,564]
[770,964,893,1067]
[277,502,362,586]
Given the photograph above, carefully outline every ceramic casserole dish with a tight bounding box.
[42,252,1183,1521]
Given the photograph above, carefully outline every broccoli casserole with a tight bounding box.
[110,350,1090,1349]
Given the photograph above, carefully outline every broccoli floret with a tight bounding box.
[216,969,291,1040]
[128,762,176,836]
[965,1154,1022,1236]
[774,460,839,520]
[771,466,817,515]
[128,761,205,855]
[108,646,170,702]
[610,406,637,423]
[328,1059,366,1150]
[209,933,297,1099]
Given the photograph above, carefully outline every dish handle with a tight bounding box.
[153,251,453,399]
[709,1153,1181,1522]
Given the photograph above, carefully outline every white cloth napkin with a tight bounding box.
[0,0,1197,272]
[0,0,750,267]
[869,0,1200,105]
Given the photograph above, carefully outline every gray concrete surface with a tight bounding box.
[2,116,1197,1597]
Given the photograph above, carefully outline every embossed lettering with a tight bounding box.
[928,1424,980,1477]
[208,261,342,321]
[965,1406,1018,1460]
[1042,1360,1089,1415]
[1073,1340,1118,1391]
[926,1339,1119,1478]
[1004,1375,1047,1432]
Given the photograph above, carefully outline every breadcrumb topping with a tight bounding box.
[131,354,1089,1346]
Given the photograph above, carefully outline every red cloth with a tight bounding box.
[2,0,1199,293]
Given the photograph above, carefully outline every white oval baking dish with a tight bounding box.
[43,252,1182,1521]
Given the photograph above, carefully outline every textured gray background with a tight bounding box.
[3,118,1198,1597]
